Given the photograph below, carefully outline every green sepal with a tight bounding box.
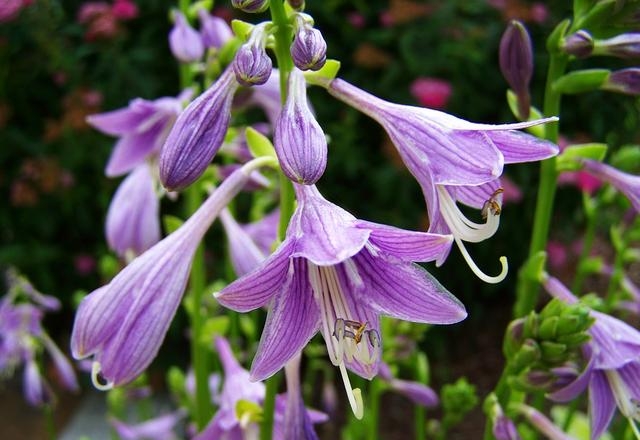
[556,332,591,347]
[553,69,609,95]
[520,251,547,284]
[200,316,230,345]
[512,340,541,371]
[163,215,185,235]
[547,19,571,53]
[506,90,544,137]
[556,143,608,171]
[246,126,277,160]
[304,59,341,86]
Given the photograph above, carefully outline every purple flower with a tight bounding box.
[233,23,273,86]
[562,31,594,58]
[168,11,205,63]
[274,68,327,184]
[326,78,558,282]
[581,159,640,212]
[216,184,466,417]
[106,163,160,259]
[603,68,640,95]
[594,33,640,59]
[197,10,232,50]
[517,404,575,440]
[87,91,190,177]
[544,275,640,439]
[110,411,185,440]
[220,209,269,277]
[378,362,439,408]
[71,161,266,389]
[499,20,533,119]
[159,67,239,191]
[291,14,327,71]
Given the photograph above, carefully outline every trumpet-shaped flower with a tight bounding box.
[105,163,160,259]
[581,159,640,212]
[169,11,204,63]
[159,67,239,191]
[71,160,268,389]
[544,275,640,439]
[216,184,466,418]
[325,78,558,282]
[198,9,232,50]
[110,410,185,440]
[87,91,191,177]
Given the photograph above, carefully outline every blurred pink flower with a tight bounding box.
[347,12,366,29]
[529,3,549,24]
[546,240,568,270]
[500,175,523,204]
[410,77,452,109]
[111,0,137,20]
[77,0,136,41]
[0,0,31,23]
[74,254,96,276]
[379,10,394,28]
[558,170,602,195]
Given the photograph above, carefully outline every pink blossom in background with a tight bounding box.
[558,170,602,195]
[111,0,138,20]
[347,12,366,29]
[546,240,568,270]
[77,0,137,41]
[74,254,96,276]
[409,77,452,109]
[529,3,549,24]
[0,0,31,23]
[500,175,523,204]
[379,10,394,28]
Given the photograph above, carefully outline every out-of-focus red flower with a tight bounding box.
[546,240,569,270]
[111,0,137,20]
[0,0,31,23]
[347,11,366,29]
[77,0,137,41]
[410,77,452,109]
[487,0,549,23]
[500,174,523,204]
[529,3,549,24]
[74,254,97,276]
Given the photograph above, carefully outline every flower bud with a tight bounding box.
[594,32,640,59]
[274,68,327,184]
[499,20,533,119]
[168,11,205,63]
[562,30,594,58]
[603,67,640,95]
[233,23,272,86]
[231,0,269,14]
[160,68,239,191]
[287,0,305,11]
[198,9,233,50]
[291,15,327,71]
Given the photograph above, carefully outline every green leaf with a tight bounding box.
[556,143,608,171]
[245,126,277,160]
[304,59,341,86]
[163,215,184,235]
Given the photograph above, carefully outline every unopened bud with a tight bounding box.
[169,11,205,63]
[198,9,233,50]
[499,20,533,119]
[233,23,272,86]
[603,68,640,95]
[595,33,640,59]
[562,30,594,58]
[231,0,270,14]
[291,15,327,71]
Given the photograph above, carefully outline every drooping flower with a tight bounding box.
[168,11,205,63]
[159,67,239,191]
[233,23,273,86]
[603,68,640,95]
[517,404,576,440]
[378,362,439,408]
[274,68,327,184]
[544,275,640,439]
[197,9,232,50]
[499,20,533,120]
[324,78,558,282]
[71,159,269,389]
[290,14,327,72]
[593,33,640,59]
[87,91,191,177]
[581,159,640,212]
[216,184,466,418]
[105,163,160,259]
[110,410,185,440]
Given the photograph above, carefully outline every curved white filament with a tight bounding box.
[454,236,508,284]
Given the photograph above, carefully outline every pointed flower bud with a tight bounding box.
[291,14,327,71]
[160,67,239,191]
[602,67,640,95]
[274,68,327,184]
[231,0,270,14]
[106,163,160,259]
[198,9,233,50]
[499,20,533,119]
[562,30,594,58]
[168,11,205,63]
[594,32,640,59]
[233,23,273,86]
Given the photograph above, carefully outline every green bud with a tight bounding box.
[538,316,559,340]
[522,311,539,340]
[556,143,608,172]
[540,341,567,363]
[553,69,610,94]
[167,366,187,397]
[441,377,479,426]
[556,332,591,347]
[512,340,541,371]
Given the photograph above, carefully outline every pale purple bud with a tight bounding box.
[233,24,272,86]
[71,162,261,389]
[595,33,640,59]
[231,0,270,13]
[274,68,327,184]
[581,158,640,211]
[562,31,594,58]
[283,353,323,440]
[24,358,53,406]
[378,363,439,407]
[603,67,640,95]
[499,20,533,119]
[493,414,521,440]
[160,67,239,191]
[198,9,232,50]
[291,17,327,71]
[169,11,205,63]
[42,334,79,392]
[106,164,160,259]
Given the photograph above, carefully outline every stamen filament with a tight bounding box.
[338,361,364,420]
[91,361,114,391]
[454,236,508,284]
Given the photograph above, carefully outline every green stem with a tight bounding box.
[571,194,598,294]
[514,53,568,318]
[414,353,428,440]
[366,380,381,440]
[605,235,626,309]
[44,405,56,440]
[260,373,281,440]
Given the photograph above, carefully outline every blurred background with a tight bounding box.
[1,0,639,438]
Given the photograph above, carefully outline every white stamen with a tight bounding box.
[91,361,114,391]
[606,370,640,421]
[455,237,508,284]
[338,362,364,420]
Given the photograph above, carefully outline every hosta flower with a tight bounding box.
[71,160,267,389]
[216,184,466,418]
[105,163,160,259]
[499,20,533,119]
[197,9,232,50]
[581,159,640,212]
[233,23,272,86]
[325,78,558,282]
[378,363,439,408]
[220,209,269,277]
[545,275,640,439]
[110,410,185,440]
[87,91,191,177]
[291,14,327,71]
[168,11,204,63]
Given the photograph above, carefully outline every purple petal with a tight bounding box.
[70,285,112,359]
[169,12,205,63]
[590,311,640,369]
[452,180,502,209]
[106,164,161,258]
[192,411,226,440]
[357,220,453,263]
[291,185,370,266]
[353,249,467,324]
[86,99,155,136]
[588,371,616,440]
[23,358,52,406]
[42,335,79,392]
[216,239,295,312]
[486,130,559,164]
[105,119,167,177]
[250,259,321,381]
[389,378,439,408]
[110,411,184,440]
[198,10,232,49]
[582,159,640,212]
[220,209,267,277]
[282,355,323,440]
[548,347,594,402]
